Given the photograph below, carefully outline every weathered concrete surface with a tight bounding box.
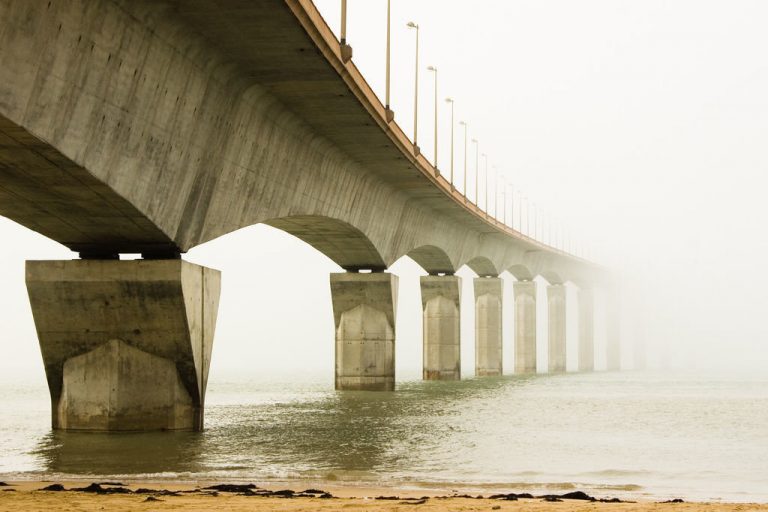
[0,0,603,284]
[474,278,503,377]
[25,259,220,431]
[420,275,461,381]
[578,288,595,372]
[547,284,566,373]
[606,291,621,371]
[331,272,398,391]
[514,280,537,374]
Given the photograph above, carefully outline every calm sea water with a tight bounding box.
[1,370,767,502]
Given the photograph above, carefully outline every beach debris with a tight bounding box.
[2,489,16,492]
[134,488,183,496]
[204,484,258,493]
[375,495,401,500]
[0,482,8,486]
[489,493,518,500]
[97,482,125,486]
[536,491,630,503]
[660,498,685,503]
[302,489,326,495]
[272,489,295,497]
[39,484,66,491]
[72,483,132,494]
[399,498,428,505]
[492,506,501,510]
[143,496,163,502]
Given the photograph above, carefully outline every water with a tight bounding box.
[1,370,767,502]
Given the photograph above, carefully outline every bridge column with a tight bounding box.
[331,272,398,391]
[578,288,595,372]
[474,277,503,376]
[547,284,566,373]
[606,291,621,371]
[26,259,220,432]
[514,280,537,374]
[420,275,461,380]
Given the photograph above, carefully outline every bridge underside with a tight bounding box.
[0,114,177,257]
[0,0,615,432]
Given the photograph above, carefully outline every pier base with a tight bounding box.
[331,272,398,391]
[474,277,503,376]
[514,280,537,374]
[26,259,220,432]
[579,288,595,372]
[421,275,461,380]
[547,284,566,373]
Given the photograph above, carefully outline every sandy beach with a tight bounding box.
[1,481,767,512]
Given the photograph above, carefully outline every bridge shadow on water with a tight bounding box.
[32,374,550,480]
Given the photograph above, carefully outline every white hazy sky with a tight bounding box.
[2,0,768,385]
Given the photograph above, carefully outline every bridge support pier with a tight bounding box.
[547,284,566,373]
[25,259,220,432]
[514,280,537,374]
[420,275,461,381]
[578,288,595,372]
[474,277,503,376]
[331,272,397,391]
[606,291,621,371]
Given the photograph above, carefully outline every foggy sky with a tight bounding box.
[2,0,767,384]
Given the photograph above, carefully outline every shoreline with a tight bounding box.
[2,480,768,511]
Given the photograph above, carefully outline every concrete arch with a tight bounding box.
[264,216,386,272]
[539,270,565,285]
[466,256,499,277]
[405,245,456,275]
[506,264,535,281]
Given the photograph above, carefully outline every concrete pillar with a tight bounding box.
[547,284,566,373]
[420,275,461,380]
[606,291,621,371]
[578,288,595,372]
[514,280,537,374]
[331,272,398,391]
[25,259,220,432]
[474,277,503,376]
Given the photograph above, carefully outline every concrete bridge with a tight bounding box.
[0,0,620,431]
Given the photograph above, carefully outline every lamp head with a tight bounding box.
[406,21,418,29]
[445,97,454,103]
[427,65,437,72]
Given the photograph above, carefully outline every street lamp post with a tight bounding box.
[340,0,352,62]
[471,139,479,204]
[406,21,420,155]
[482,153,488,217]
[510,184,515,229]
[385,0,393,121]
[500,175,506,225]
[493,166,499,221]
[427,66,438,169]
[524,196,529,235]
[459,121,467,198]
[445,98,454,185]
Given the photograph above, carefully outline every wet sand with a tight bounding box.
[1,481,767,512]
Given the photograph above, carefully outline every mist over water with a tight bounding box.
[2,370,767,503]
[2,0,768,505]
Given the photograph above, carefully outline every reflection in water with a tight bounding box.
[8,371,768,501]
[32,376,512,479]
[34,431,206,475]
